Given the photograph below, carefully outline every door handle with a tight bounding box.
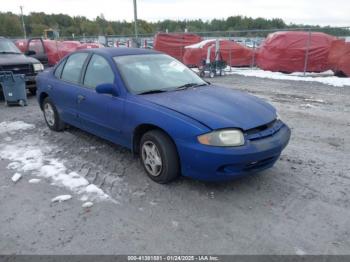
[77,95,85,103]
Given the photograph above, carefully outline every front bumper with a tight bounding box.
[24,75,37,89]
[176,123,291,181]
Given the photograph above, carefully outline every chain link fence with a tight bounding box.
[10,26,350,76]
[83,27,350,76]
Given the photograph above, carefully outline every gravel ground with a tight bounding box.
[0,74,349,255]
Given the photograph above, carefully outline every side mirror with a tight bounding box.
[95,83,118,96]
[25,50,36,56]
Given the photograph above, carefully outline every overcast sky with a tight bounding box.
[3,0,350,27]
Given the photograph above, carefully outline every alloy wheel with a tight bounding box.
[141,141,163,177]
[44,103,55,127]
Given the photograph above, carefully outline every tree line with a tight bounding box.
[0,11,349,38]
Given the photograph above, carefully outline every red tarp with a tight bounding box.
[256,31,336,73]
[328,39,350,77]
[77,42,104,50]
[183,39,254,67]
[153,33,202,62]
[15,39,102,66]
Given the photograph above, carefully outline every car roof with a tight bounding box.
[85,47,161,57]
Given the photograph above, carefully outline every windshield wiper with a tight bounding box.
[174,82,208,91]
[138,83,209,95]
[0,51,21,54]
[138,89,167,95]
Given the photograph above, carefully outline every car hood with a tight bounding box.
[140,85,276,130]
[0,53,40,65]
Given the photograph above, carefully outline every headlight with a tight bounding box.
[198,129,245,147]
[33,63,44,72]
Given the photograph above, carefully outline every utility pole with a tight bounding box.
[20,6,27,39]
[133,0,139,47]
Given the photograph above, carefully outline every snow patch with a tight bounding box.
[80,195,89,202]
[132,191,146,197]
[3,146,44,172]
[304,98,325,103]
[224,68,350,87]
[55,172,89,190]
[0,121,35,134]
[85,184,108,200]
[28,178,41,184]
[301,104,316,109]
[11,173,22,183]
[7,162,21,170]
[0,140,109,202]
[82,202,94,208]
[295,247,307,255]
[51,195,72,203]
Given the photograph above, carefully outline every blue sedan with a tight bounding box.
[36,48,291,183]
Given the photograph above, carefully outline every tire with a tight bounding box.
[140,130,180,184]
[199,71,205,77]
[209,71,215,78]
[18,100,25,107]
[29,88,37,96]
[42,97,65,131]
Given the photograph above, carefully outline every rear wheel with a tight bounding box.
[140,130,180,184]
[42,97,65,131]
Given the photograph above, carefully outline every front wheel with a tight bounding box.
[18,100,25,107]
[42,97,65,131]
[140,130,180,184]
[29,88,37,96]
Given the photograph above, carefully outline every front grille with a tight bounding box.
[0,64,34,76]
[246,120,276,135]
[245,119,283,141]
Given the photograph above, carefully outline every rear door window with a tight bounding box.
[61,53,88,84]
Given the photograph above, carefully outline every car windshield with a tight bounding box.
[0,39,21,54]
[114,54,207,94]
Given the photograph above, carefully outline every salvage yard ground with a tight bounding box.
[0,74,349,254]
